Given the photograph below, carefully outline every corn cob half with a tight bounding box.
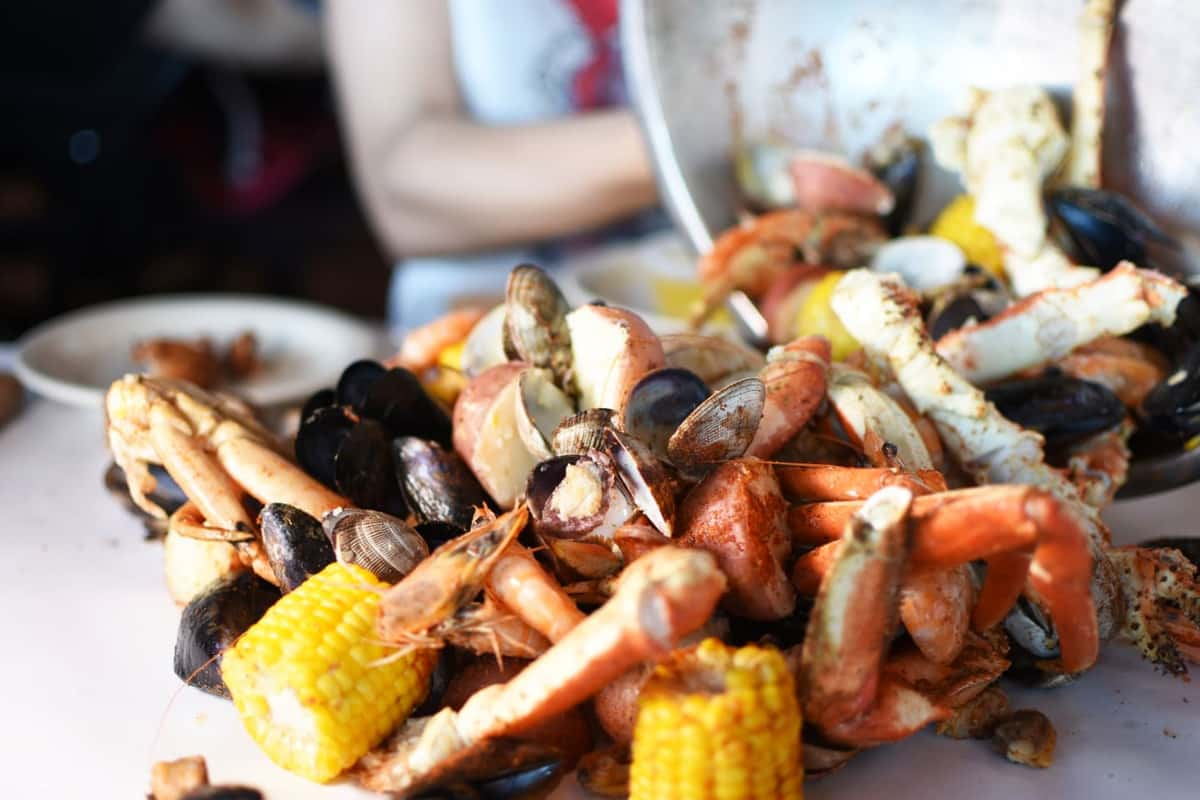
[630,639,804,800]
[221,562,435,782]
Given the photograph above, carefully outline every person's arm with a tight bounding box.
[325,0,658,260]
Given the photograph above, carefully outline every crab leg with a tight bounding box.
[792,485,1098,672]
[800,486,913,733]
[1108,546,1200,674]
[484,542,587,643]
[148,407,257,536]
[775,463,946,503]
[898,567,974,666]
[216,435,346,520]
[1061,0,1117,189]
[362,548,726,793]
[934,263,1187,385]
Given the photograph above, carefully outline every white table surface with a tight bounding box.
[2,352,1197,797]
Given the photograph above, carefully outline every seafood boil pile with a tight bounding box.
[108,4,1200,798]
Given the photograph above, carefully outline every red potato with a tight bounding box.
[452,362,536,508]
[677,458,795,619]
[789,150,895,216]
[565,304,666,418]
[592,662,653,746]
[757,265,829,344]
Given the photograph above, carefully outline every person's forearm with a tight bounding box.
[357,110,659,259]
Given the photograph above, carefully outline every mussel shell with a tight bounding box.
[295,406,354,489]
[326,507,430,583]
[504,264,575,392]
[259,503,335,593]
[173,571,280,698]
[869,133,921,237]
[299,388,336,426]
[178,788,264,800]
[1049,187,1176,271]
[623,368,710,461]
[363,367,453,447]
[336,359,387,413]
[1004,598,1059,660]
[551,409,618,456]
[335,419,405,513]
[666,376,765,469]
[394,436,489,531]
[1141,340,1200,439]
[412,648,454,718]
[405,738,563,800]
[417,521,466,550]
[986,372,1124,449]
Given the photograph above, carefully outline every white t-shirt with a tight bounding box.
[388,0,660,331]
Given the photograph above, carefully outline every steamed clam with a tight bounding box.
[324,507,430,583]
[504,264,575,394]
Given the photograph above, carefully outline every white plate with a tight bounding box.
[14,295,386,408]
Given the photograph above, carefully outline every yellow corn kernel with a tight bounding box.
[630,639,804,800]
[794,271,859,362]
[930,194,1005,278]
[221,562,435,783]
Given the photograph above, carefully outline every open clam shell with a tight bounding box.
[606,428,676,537]
[666,376,765,471]
[324,507,429,584]
[461,305,508,377]
[551,408,618,456]
[525,452,634,540]
[515,367,576,460]
[623,368,710,462]
[659,333,765,388]
[504,264,575,393]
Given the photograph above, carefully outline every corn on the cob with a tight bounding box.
[630,639,804,800]
[221,562,435,782]
[929,194,1005,278]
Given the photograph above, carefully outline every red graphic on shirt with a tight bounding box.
[566,0,619,110]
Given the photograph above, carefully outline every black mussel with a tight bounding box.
[1141,537,1200,568]
[104,462,187,538]
[986,371,1124,449]
[925,269,1011,340]
[335,419,406,513]
[525,453,633,540]
[174,571,280,698]
[1141,341,1200,440]
[325,507,429,583]
[1130,288,1200,360]
[623,368,710,461]
[295,406,354,488]
[395,436,490,530]
[299,388,337,426]
[867,129,922,237]
[259,503,335,593]
[413,649,454,718]
[401,738,564,800]
[417,520,467,550]
[179,787,264,800]
[337,359,388,413]
[1048,187,1176,271]
[363,367,453,447]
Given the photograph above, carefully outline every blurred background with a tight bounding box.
[0,0,389,341]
